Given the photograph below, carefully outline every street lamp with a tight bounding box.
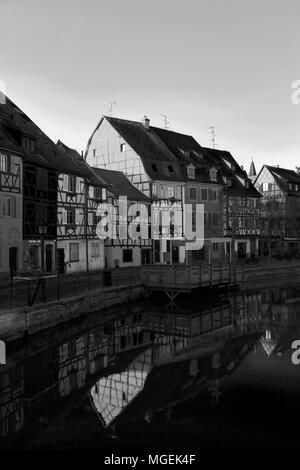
[38,224,47,272]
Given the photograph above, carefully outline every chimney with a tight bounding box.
[141,115,150,130]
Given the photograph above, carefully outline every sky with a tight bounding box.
[1,0,300,174]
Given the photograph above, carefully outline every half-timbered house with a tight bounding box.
[56,141,107,273]
[92,167,151,268]
[202,147,261,260]
[0,116,23,278]
[254,165,300,258]
[85,116,190,264]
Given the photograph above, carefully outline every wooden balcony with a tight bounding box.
[141,263,244,292]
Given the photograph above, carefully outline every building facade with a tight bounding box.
[85,116,186,264]
[254,165,300,257]
[92,167,151,268]
[0,142,23,278]
[56,142,107,273]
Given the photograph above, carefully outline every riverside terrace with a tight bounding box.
[2,258,300,314]
[0,264,245,312]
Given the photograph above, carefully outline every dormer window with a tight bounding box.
[231,164,236,171]
[168,165,175,174]
[210,167,217,182]
[22,135,35,152]
[179,148,190,157]
[152,163,158,172]
[187,164,195,179]
[192,150,203,159]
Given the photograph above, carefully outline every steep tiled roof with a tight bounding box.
[92,167,150,202]
[56,140,107,186]
[0,95,86,173]
[202,147,261,198]
[96,116,185,181]
[266,166,300,193]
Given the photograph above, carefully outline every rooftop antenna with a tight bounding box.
[160,114,170,130]
[209,126,216,149]
[106,101,117,117]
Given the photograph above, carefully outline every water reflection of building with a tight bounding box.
[90,348,153,427]
[2,284,298,447]
[0,364,24,438]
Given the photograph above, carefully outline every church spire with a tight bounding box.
[249,158,256,178]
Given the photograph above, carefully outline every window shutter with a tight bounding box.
[76,178,81,193]
[89,186,93,198]
[88,212,93,225]
[62,209,67,225]
[63,175,68,191]
[75,210,80,225]
[0,197,3,218]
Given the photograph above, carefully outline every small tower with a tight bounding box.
[248,158,257,182]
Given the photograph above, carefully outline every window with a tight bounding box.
[189,187,197,200]
[210,167,217,182]
[288,182,293,191]
[212,190,217,200]
[212,213,219,227]
[22,136,35,152]
[192,209,196,229]
[30,246,39,267]
[0,154,9,172]
[123,248,133,263]
[68,175,76,193]
[168,165,174,174]
[67,209,75,225]
[91,242,100,258]
[93,187,102,199]
[187,164,195,179]
[152,163,158,172]
[93,148,97,157]
[152,184,158,196]
[212,242,219,252]
[120,143,126,152]
[69,243,79,262]
[201,188,208,200]
[2,197,11,217]
[102,188,107,200]
[167,186,175,198]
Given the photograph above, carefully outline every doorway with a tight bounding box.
[45,244,53,272]
[9,247,17,276]
[172,245,179,264]
[57,248,65,274]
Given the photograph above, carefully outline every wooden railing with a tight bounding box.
[141,264,244,289]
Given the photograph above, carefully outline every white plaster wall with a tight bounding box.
[105,245,142,268]
[57,239,105,273]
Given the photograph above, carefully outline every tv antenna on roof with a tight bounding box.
[160,114,170,130]
[209,126,217,149]
[106,101,117,117]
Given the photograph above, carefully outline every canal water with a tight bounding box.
[1,281,300,451]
